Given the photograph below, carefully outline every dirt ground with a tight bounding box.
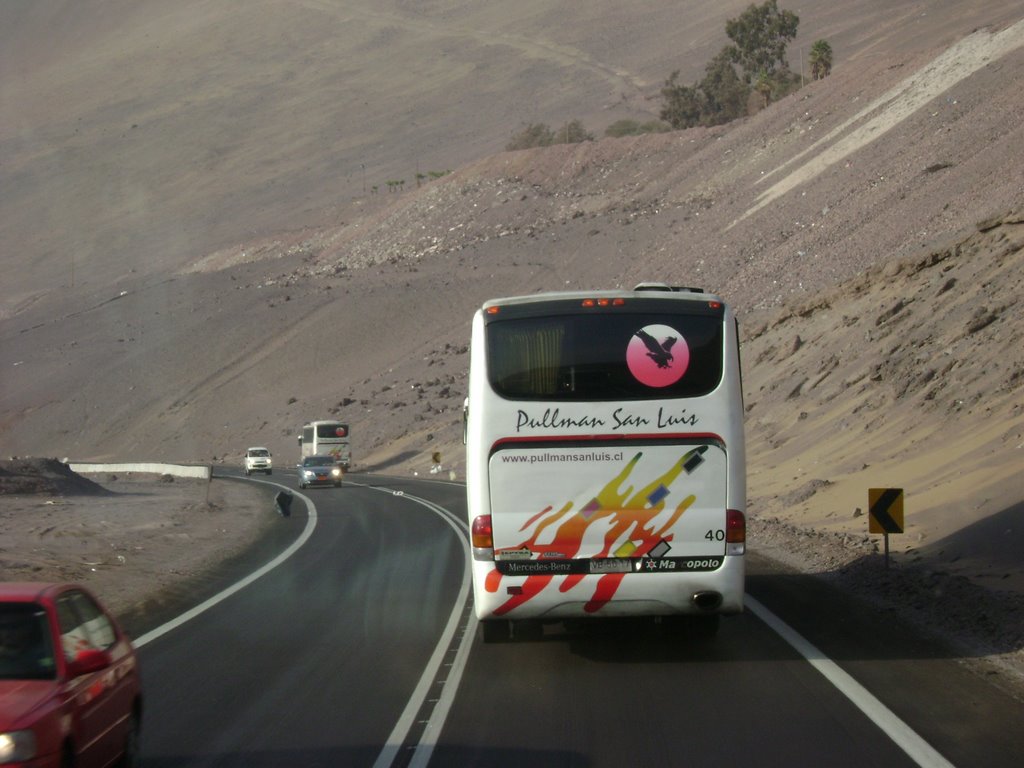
[0,460,279,622]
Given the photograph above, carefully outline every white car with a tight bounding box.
[244,447,273,475]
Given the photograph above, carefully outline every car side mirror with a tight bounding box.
[67,648,112,677]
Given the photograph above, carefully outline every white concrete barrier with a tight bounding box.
[69,462,211,480]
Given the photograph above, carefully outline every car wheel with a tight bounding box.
[245,469,251,476]
[299,482,306,489]
[118,712,141,768]
[267,469,272,475]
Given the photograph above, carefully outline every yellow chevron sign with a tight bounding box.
[868,488,904,534]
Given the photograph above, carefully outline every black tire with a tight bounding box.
[480,619,511,643]
[245,469,251,476]
[118,712,141,768]
[266,469,273,475]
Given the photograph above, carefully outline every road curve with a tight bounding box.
[134,472,1024,767]
[137,475,467,767]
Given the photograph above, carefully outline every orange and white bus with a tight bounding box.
[464,283,746,642]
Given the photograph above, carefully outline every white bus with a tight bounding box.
[298,420,351,469]
[464,283,746,642]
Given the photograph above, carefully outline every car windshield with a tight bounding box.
[304,456,334,467]
[249,449,269,457]
[0,603,57,681]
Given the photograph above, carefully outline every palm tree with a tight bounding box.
[809,40,833,80]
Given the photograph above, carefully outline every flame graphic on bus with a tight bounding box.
[485,447,706,615]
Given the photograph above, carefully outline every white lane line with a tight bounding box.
[133,481,317,648]
[745,595,955,768]
[408,611,478,768]
[362,487,473,768]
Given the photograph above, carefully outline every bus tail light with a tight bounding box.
[472,515,494,560]
[725,509,746,555]
[581,298,626,307]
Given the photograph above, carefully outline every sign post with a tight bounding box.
[868,488,904,569]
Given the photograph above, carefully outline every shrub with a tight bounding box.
[506,123,556,150]
[604,119,671,137]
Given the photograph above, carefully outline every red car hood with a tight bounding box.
[0,678,58,729]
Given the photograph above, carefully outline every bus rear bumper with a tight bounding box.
[471,555,745,621]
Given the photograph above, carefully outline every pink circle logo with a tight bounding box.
[626,324,689,387]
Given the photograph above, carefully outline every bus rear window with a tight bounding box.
[315,423,348,439]
[486,312,723,400]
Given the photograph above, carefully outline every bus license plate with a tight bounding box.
[590,559,631,574]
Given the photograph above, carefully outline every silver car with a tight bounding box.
[297,455,343,488]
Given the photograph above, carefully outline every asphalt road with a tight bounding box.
[133,471,1024,768]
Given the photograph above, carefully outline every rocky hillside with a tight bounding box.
[1,5,1021,582]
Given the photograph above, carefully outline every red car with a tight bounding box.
[0,583,141,767]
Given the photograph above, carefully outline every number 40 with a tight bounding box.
[704,529,725,542]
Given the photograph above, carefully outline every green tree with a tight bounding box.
[754,71,774,108]
[699,49,751,124]
[659,1,807,129]
[660,70,706,129]
[661,53,751,129]
[809,39,833,80]
[724,0,800,84]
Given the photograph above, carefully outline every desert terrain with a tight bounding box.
[0,458,283,636]
[1,1,1022,686]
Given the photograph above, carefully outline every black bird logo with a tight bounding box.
[635,329,677,369]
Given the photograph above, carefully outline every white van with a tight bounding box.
[244,447,273,475]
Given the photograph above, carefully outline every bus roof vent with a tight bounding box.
[633,282,705,294]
